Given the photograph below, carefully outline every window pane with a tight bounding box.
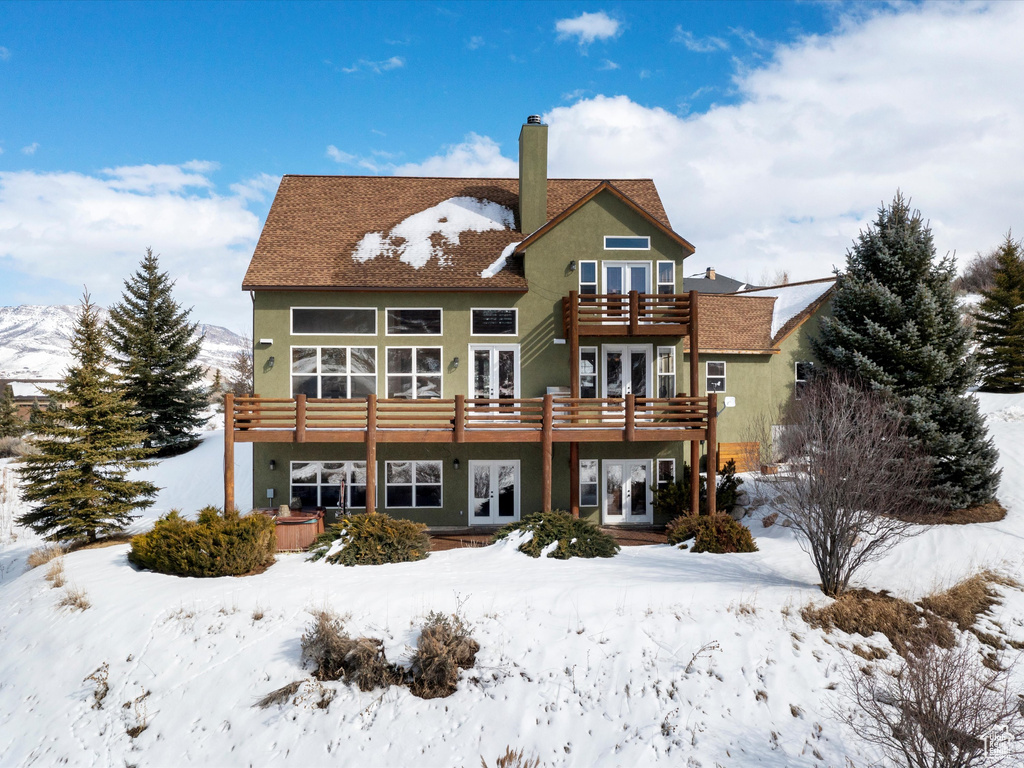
[349,485,366,508]
[293,308,375,334]
[388,375,414,399]
[581,483,598,507]
[292,485,318,509]
[658,349,675,374]
[606,352,622,398]
[292,376,318,398]
[416,485,442,507]
[580,350,596,376]
[320,376,347,399]
[320,348,346,373]
[581,376,597,399]
[658,460,674,484]
[388,348,412,374]
[580,460,598,485]
[351,463,367,484]
[658,262,674,285]
[350,348,376,374]
[387,308,441,335]
[474,350,491,398]
[472,309,517,335]
[386,486,413,507]
[291,462,317,482]
[707,376,726,393]
[604,236,650,250]
[707,362,725,377]
[580,261,596,283]
[416,376,441,398]
[416,348,442,373]
[351,376,375,398]
[387,462,412,484]
[658,375,676,398]
[497,352,515,399]
[322,463,346,484]
[416,462,441,484]
[291,347,317,374]
[320,485,342,507]
[796,361,813,381]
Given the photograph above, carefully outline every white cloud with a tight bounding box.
[0,47,9,61]
[671,26,729,53]
[21,143,39,156]
[599,59,620,71]
[466,36,485,50]
[341,56,405,74]
[326,145,357,164]
[393,133,517,178]
[0,162,262,330]
[555,11,620,46]
[229,173,281,203]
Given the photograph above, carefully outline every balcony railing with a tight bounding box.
[562,290,695,337]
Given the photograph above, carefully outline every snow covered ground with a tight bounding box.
[0,395,1022,767]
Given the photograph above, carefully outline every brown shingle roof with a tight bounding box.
[683,295,777,354]
[242,175,673,291]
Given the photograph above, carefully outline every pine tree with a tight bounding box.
[28,399,43,427]
[974,234,1024,393]
[17,293,157,543]
[0,384,24,438]
[107,248,208,456]
[812,192,1000,510]
[228,338,254,397]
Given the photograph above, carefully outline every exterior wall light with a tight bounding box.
[267,356,275,369]
[453,356,460,369]
[569,260,577,272]
[453,458,461,470]
[269,460,276,471]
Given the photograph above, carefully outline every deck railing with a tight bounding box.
[562,290,695,337]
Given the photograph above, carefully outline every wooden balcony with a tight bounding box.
[562,290,696,338]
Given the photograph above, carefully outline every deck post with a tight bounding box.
[688,290,699,398]
[625,393,635,442]
[454,394,465,443]
[569,291,580,399]
[295,394,306,443]
[224,393,235,513]
[366,394,377,514]
[706,393,718,516]
[569,442,579,518]
[690,439,700,517]
[541,393,553,512]
[628,290,639,336]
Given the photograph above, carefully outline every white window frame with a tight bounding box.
[602,261,652,295]
[579,260,598,296]
[384,307,443,337]
[795,361,813,399]
[385,346,444,399]
[467,344,521,400]
[657,346,676,398]
[601,458,653,524]
[656,458,675,492]
[657,261,675,294]
[603,236,651,251]
[468,460,521,524]
[706,361,726,393]
[384,460,443,509]
[290,345,377,399]
[469,308,518,337]
[601,344,653,398]
[290,306,377,336]
[289,460,368,510]
[579,346,598,399]
[579,459,599,507]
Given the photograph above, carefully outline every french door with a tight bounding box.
[602,345,652,398]
[602,459,652,524]
[470,345,520,400]
[469,460,520,524]
[603,262,651,295]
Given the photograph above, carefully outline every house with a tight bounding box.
[683,268,758,294]
[230,116,833,527]
[0,379,58,421]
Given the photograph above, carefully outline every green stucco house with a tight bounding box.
[228,116,833,528]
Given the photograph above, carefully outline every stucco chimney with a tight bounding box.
[518,116,548,235]
[705,267,716,280]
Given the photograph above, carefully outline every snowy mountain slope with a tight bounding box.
[0,395,1021,767]
[0,305,248,382]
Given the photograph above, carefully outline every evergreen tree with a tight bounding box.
[107,248,208,456]
[0,384,24,438]
[28,399,43,427]
[812,192,1000,510]
[228,338,254,397]
[18,293,157,543]
[974,233,1024,392]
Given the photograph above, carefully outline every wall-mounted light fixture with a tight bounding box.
[569,260,577,272]
[452,357,460,369]
[453,458,461,470]
[269,460,276,471]
[267,356,275,369]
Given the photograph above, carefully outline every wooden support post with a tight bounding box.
[366,394,377,514]
[628,290,639,336]
[295,394,306,443]
[706,393,718,516]
[569,290,580,400]
[569,442,579,518]
[454,394,465,443]
[224,393,235,513]
[625,393,635,442]
[688,289,699,398]
[541,393,553,512]
[690,438,700,517]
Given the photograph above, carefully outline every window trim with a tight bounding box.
[602,260,653,295]
[579,459,599,508]
[579,260,598,296]
[469,307,519,337]
[468,459,521,523]
[289,345,378,399]
[706,360,727,394]
[384,307,444,337]
[657,261,676,294]
[657,346,676,398]
[467,344,521,400]
[603,236,651,251]
[795,361,814,399]
[289,460,368,510]
[385,346,444,399]
[384,460,443,509]
[290,306,377,337]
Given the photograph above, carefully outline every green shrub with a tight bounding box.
[666,514,758,554]
[128,506,276,577]
[653,459,743,518]
[308,513,430,566]
[492,511,619,559]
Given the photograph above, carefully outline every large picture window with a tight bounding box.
[385,308,442,336]
[386,347,442,399]
[290,461,367,510]
[291,346,376,399]
[471,308,517,336]
[291,307,376,335]
[385,460,442,508]
[706,361,726,393]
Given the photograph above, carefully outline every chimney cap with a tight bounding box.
[526,115,543,125]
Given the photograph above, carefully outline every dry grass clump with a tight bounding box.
[931,500,1007,525]
[300,610,402,692]
[27,544,63,569]
[481,747,542,768]
[254,680,302,709]
[918,570,1018,630]
[45,558,65,588]
[409,611,480,699]
[58,585,91,611]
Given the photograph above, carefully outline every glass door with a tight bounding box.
[470,345,519,400]
[602,460,652,524]
[603,345,651,398]
[469,460,520,524]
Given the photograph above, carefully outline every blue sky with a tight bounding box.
[2,1,1023,330]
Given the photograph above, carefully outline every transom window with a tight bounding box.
[657,261,675,294]
[579,459,599,507]
[385,460,442,508]
[291,307,376,335]
[386,347,442,399]
[657,347,676,397]
[795,361,814,399]
[386,308,442,336]
[580,347,598,399]
[706,361,726,393]
[290,461,367,510]
[471,308,518,336]
[604,236,650,250]
[291,346,376,399]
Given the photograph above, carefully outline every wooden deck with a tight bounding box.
[428,526,668,552]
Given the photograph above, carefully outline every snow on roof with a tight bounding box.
[736,280,835,338]
[9,382,47,399]
[480,241,521,279]
[352,196,515,270]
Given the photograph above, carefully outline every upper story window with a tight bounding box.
[604,236,650,250]
[706,361,726,393]
[386,347,442,399]
[385,308,442,336]
[579,260,598,296]
[291,346,376,399]
[657,346,676,397]
[292,307,376,336]
[795,361,814,399]
[657,261,675,294]
[471,309,517,336]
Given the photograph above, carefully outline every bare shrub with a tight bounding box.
[841,639,1024,767]
[762,512,779,528]
[58,585,90,611]
[45,557,65,588]
[84,662,109,709]
[300,610,401,692]
[777,374,931,597]
[27,544,63,569]
[956,248,1001,294]
[254,680,302,709]
[481,747,542,768]
[408,611,480,699]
